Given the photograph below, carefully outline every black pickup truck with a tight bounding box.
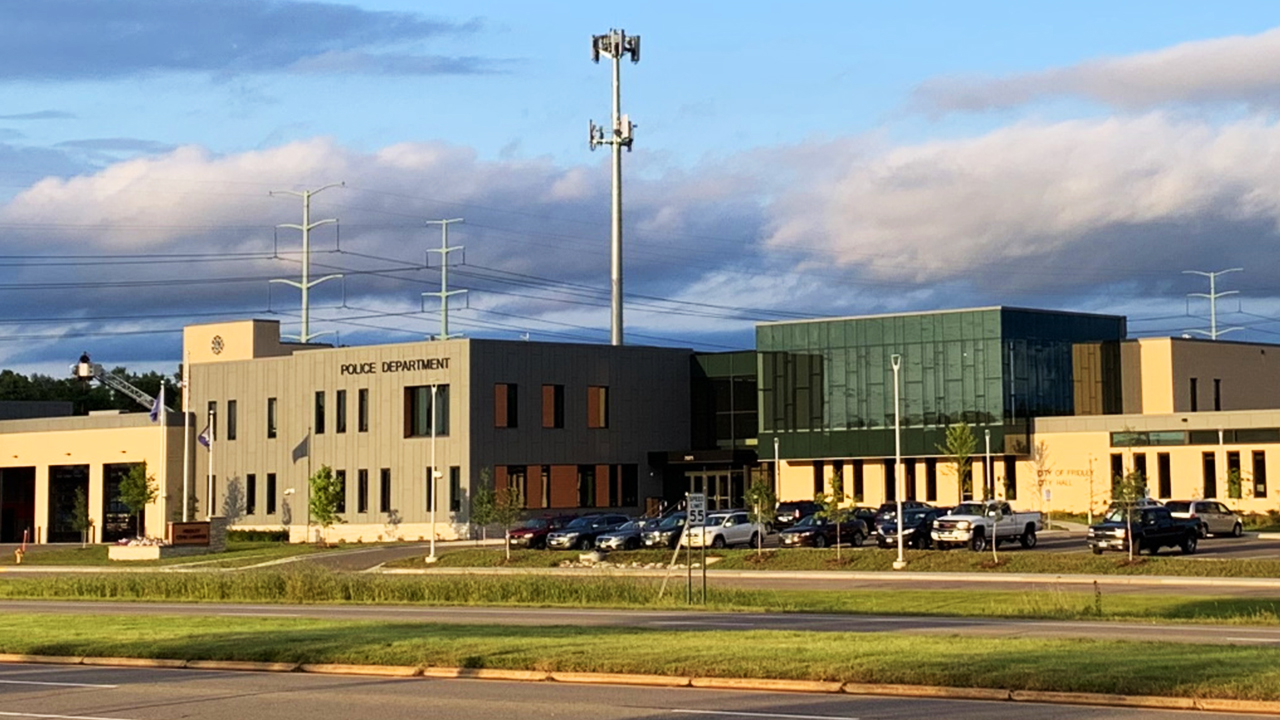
[1087,506,1200,555]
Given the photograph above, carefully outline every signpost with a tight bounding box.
[687,493,705,604]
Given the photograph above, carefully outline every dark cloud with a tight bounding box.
[0,0,494,81]
[0,111,76,121]
[56,138,178,153]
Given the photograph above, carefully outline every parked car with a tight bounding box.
[1164,500,1244,538]
[507,516,574,549]
[875,507,943,549]
[778,513,867,548]
[545,514,631,550]
[642,512,687,548]
[774,501,822,531]
[1087,505,1200,555]
[931,501,1042,552]
[685,510,766,549]
[595,520,647,550]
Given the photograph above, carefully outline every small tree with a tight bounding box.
[119,463,159,538]
[939,422,976,502]
[815,470,851,560]
[71,487,91,548]
[1112,468,1147,560]
[470,467,497,543]
[1227,467,1243,500]
[308,465,344,545]
[744,473,777,557]
[493,480,525,560]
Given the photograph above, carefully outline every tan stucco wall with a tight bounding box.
[1138,338,1175,414]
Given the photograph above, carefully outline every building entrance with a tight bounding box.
[103,463,142,542]
[685,470,745,511]
[0,467,36,543]
[48,465,89,543]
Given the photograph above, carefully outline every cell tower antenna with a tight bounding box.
[1183,268,1244,340]
[589,28,640,346]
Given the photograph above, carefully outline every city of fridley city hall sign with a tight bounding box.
[340,358,449,375]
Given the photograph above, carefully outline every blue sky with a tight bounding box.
[5,1,1280,375]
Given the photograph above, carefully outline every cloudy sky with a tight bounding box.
[4,0,1280,376]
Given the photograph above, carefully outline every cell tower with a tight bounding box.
[589,28,640,346]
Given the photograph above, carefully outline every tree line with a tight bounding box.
[0,366,180,415]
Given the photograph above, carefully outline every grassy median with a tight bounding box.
[392,546,1280,577]
[3,613,1280,700]
[0,541,332,568]
[2,569,1280,624]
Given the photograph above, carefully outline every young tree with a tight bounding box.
[744,473,777,557]
[119,463,159,538]
[1111,468,1147,560]
[308,465,344,545]
[470,467,497,543]
[939,422,976,502]
[493,480,525,560]
[71,487,91,548]
[815,470,851,560]
[1227,467,1244,501]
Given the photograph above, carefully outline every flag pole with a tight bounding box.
[206,406,215,520]
[182,352,191,522]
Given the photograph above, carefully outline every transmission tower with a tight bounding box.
[271,183,344,343]
[422,218,467,340]
[589,28,640,346]
[1183,267,1243,340]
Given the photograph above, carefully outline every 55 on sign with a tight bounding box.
[688,493,706,527]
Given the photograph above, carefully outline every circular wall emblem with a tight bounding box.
[211,335,224,355]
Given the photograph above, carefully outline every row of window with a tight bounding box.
[1189,377,1223,412]
[1111,450,1269,499]
[234,466,465,517]
[493,383,609,429]
[207,385,451,442]
[809,457,1018,504]
[498,464,638,509]
[1110,428,1280,447]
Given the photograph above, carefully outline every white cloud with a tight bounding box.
[913,26,1280,113]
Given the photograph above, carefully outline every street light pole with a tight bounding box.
[773,436,780,495]
[891,354,906,570]
[427,384,440,563]
[984,429,992,501]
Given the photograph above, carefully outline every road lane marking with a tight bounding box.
[0,707,135,712]
[217,612,301,618]
[0,680,118,688]
[672,710,858,720]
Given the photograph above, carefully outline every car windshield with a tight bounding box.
[615,521,641,532]
[515,519,549,531]
[904,511,930,523]
[658,514,686,529]
[792,515,824,528]
[951,503,988,516]
[1103,508,1135,523]
[565,516,597,530]
[1164,502,1191,513]
[707,514,731,526]
[778,503,809,513]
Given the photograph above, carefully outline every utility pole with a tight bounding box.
[1183,268,1243,340]
[271,183,344,343]
[589,28,640,346]
[422,218,467,340]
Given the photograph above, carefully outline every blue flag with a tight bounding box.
[198,424,211,449]
[149,386,164,423]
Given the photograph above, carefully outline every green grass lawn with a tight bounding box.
[0,541,332,568]
[2,570,1279,625]
[3,614,1280,700]
[390,546,1280,577]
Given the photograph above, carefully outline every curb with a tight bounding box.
[3,655,1280,715]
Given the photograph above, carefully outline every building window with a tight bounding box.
[380,469,392,513]
[1254,451,1268,499]
[507,466,526,509]
[925,458,937,502]
[245,473,256,515]
[425,467,438,512]
[335,470,346,513]
[904,461,917,501]
[1133,453,1148,486]
[883,459,896,502]
[1003,456,1017,501]
[812,461,826,497]
[450,466,462,512]
[1202,452,1217,498]
[577,465,596,507]
[621,465,638,507]
[358,389,369,432]
[267,397,278,439]
[405,385,449,437]
[495,383,518,428]
[587,386,609,429]
[540,465,551,508]
[266,473,277,515]
[1228,451,1242,499]
[852,459,865,502]
[542,384,564,428]
[1110,453,1124,493]
[336,390,347,434]
[357,469,368,514]
[226,400,237,441]
[1190,378,1199,412]
[1214,379,1222,412]
[314,392,326,434]
[1157,453,1172,499]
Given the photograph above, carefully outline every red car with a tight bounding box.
[507,516,574,549]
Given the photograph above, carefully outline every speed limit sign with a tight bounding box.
[688,493,706,526]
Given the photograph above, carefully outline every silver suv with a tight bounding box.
[1164,500,1243,538]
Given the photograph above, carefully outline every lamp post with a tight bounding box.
[427,384,441,563]
[773,436,780,495]
[891,354,906,570]
[984,429,992,501]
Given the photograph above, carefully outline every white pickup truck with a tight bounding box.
[931,501,1042,552]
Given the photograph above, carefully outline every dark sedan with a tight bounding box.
[778,514,867,548]
[545,514,631,550]
[875,507,942,549]
[774,501,821,532]
[642,512,687,548]
[595,520,648,550]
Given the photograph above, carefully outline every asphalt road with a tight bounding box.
[5,599,1280,646]
[1,663,1274,720]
